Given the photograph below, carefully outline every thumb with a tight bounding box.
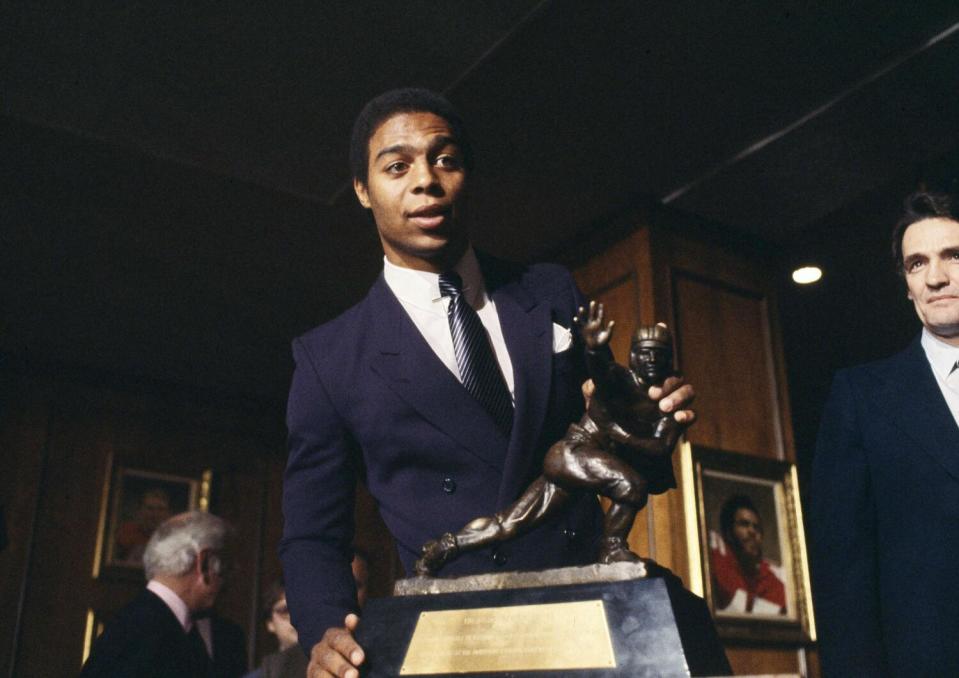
[344,613,360,631]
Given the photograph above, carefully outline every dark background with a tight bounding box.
[2,3,959,674]
[3,3,958,482]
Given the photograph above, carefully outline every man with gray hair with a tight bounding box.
[81,511,247,678]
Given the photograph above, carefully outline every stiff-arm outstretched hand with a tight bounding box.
[575,301,614,350]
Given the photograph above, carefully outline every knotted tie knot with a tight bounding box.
[438,271,464,299]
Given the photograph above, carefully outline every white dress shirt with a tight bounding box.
[146,579,212,657]
[382,247,515,399]
[920,328,959,429]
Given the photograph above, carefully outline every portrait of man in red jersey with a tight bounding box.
[708,493,787,616]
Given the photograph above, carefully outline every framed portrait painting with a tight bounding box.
[92,453,212,578]
[680,443,815,643]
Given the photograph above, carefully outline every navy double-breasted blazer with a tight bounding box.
[811,335,959,677]
[280,255,603,651]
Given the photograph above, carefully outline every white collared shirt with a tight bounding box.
[382,247,515,399]
[920,328,959,429]
[146,580,212,657]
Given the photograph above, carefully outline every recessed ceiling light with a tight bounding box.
[791,266,822,285]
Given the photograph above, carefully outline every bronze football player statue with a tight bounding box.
[414,301,681,576]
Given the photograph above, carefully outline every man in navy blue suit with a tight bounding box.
[280,88,696,678]
[812,190,959,677]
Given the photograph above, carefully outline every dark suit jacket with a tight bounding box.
[280,256,603,651]
[811,335,959,677]
[210,616,248,678]
[80,589,247,678]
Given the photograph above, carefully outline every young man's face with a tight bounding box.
[730,507,763,561]
[138,492,171,531]
[902,217,959,346]
[353,111,469,273]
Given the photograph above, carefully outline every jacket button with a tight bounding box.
[442,478,456,494]
[492,550,507,566]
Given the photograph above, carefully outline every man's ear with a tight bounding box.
[353,178,371,208]
[197,549,212,584]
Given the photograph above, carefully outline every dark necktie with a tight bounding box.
[186,623,212,676]
[439,271,513,435]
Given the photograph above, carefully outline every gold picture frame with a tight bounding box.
[92,452,212,579]
[680,443,815,643]
[81,608,106,667]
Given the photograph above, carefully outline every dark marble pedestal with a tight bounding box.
[354,564,730,677]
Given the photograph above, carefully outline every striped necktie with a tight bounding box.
[439,271,513,435]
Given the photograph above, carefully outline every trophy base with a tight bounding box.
[355,564,730,677]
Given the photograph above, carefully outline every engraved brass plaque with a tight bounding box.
[400,599,616,675]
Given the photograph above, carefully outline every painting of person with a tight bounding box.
[114,488,172,564]
[104,468,197,569]
[708,493,787,616]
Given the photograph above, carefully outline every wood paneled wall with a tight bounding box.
[573,216,812,677]
[2,215,808,676]
[664,234,794,460]
[0,367,285,677]
[0,364,399,678]
[0,374,49,678]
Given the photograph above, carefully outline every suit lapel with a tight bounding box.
[141,589,203,674]
[871,336,959,482]
[366,276,509,471]
[142,589,187,635]
[484,267,555,507]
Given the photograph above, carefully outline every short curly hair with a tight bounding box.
[891,191,957,275]
[349,88,472,185]
[719,494,761,542]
